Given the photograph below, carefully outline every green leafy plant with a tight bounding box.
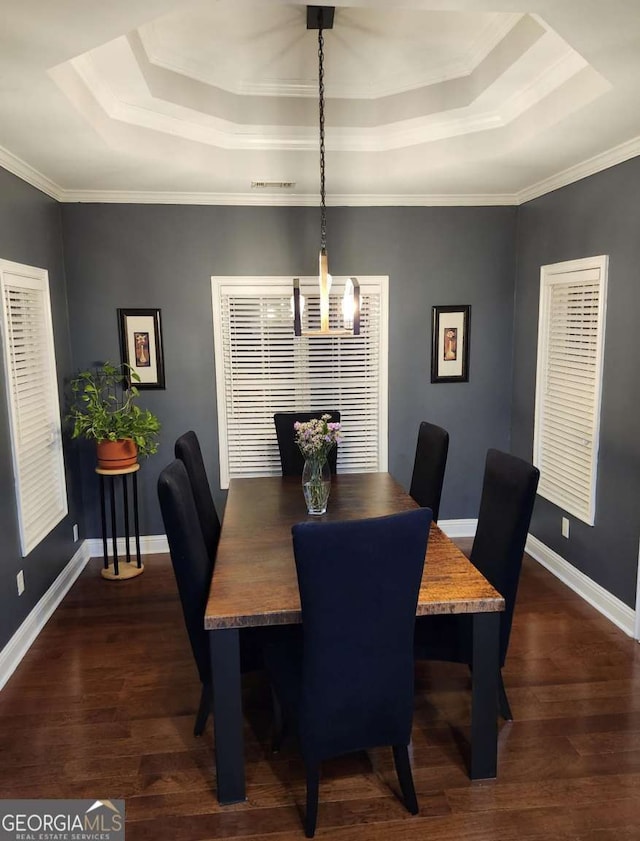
[67,361,160,457]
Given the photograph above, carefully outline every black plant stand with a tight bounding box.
[96,464,144,580]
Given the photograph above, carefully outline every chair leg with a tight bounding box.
[498,670,513,721]
[392,744,419,815]
[194,683,212,736]
[304,763,320,838]
[270,685,286,753]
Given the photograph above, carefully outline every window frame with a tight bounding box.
[211,275,389,489]
[533,255,608,526]
[0,258,68,556]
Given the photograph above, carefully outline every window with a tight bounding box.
[212,276,388,488]
[0,259,68,555]
[533,255,608,525]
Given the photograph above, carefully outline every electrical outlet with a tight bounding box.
[72,523,79,542]
[561,517,570,539]
[16,570,25,595]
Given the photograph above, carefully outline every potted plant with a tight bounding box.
[67,361,160,470]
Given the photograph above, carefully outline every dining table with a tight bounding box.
[205,472,505,804]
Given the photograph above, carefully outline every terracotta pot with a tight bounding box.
[96,439,138,470]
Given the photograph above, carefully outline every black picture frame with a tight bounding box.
[118,308,165,390]
[431,305,471,383]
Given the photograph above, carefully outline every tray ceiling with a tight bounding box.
[2,0,640,204]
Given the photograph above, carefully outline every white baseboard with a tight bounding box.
[86,533,169,558]
[2,528,635,695]
[634,538,640,642]
[526,534,636,638]
[88,526,476,555]
[436,524,636,639]
[438,518,477,539]
[87,524,479,556]
[87,529,636,641]
[0,541,91,692]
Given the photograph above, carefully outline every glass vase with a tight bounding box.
[302,456,331,515]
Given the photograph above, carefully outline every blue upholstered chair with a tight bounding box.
[160,454,266,738]
[174,430,221,561]
[158,459,215,736]
[414,448,539,720]
[409,421,449,522]
[265,507,432,837]
[273,410,341,476]
[175,428,264,669]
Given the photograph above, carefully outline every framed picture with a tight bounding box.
[431,304,471,383]
[118,308,165,389]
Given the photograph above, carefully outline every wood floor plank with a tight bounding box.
[568,729,640,756]
[530,678,640,703]
[2,552,640,840]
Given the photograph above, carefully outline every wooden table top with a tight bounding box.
[205,473,504,630]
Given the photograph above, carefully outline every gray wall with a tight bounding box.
[0,167,81,650]
[61,203,517,537]
[3,154,637,656]
[513,157,640,607]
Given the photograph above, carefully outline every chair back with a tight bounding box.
[174,430,221,561]
[157,459,213,687]
[274,411,341,476]
[471,449,539,665]
[292,508,432,764]
[409,421,449,521]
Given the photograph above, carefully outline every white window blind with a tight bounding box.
[533,256,608,525]
[0,260,68,556]
[212,277,388,488]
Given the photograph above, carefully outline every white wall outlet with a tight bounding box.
[72,523,79,542]
[561,517,570,539]
[16,570,25,595]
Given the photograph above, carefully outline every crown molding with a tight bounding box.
[3,134,640,207]
[141,12,523,101]
[499,49,587,125]
[466,13,523,72]
[57,189,517,206]
[516,133,640,204]
[0,144,62,201]
[63,42,586,154]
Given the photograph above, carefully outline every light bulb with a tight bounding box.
[319,248,331,332]
[318,253,332,291]
[290,293,305,317]
[342,278,354,328]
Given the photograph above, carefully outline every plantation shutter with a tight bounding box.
[533,256,608,525]
[0,260,68,556]
[212,277,388,488]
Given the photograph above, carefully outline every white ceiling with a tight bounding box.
[2,0,640,204]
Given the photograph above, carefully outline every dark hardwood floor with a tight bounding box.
[1,544,640,840]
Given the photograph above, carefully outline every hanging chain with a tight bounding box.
[317,22,327,252]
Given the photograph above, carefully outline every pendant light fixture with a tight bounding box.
[293,5,360,337]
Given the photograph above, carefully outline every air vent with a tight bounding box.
[251,181,296,189]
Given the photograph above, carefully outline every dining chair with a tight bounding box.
[409,421,449,522]
[264,507,432,837]
[174,430,221,562]
[159,458,266,733]
[273,410,340,476]
[414,448,539,720]
[158,459,216,736]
